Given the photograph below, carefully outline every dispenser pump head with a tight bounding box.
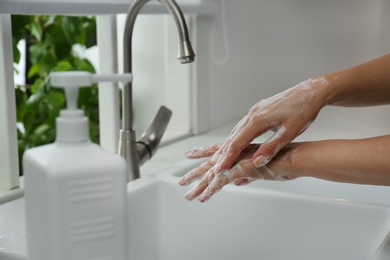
[50,71,92,143]
[51,71,94,110]
[50,71,133,143]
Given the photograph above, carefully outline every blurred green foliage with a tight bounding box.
[12,15,99,174]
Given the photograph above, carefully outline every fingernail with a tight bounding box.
[198,193,210,203]
[184,186,197,201]
[185,146,206,158]
[253,155,271,167]
[179,175,190,186]
[234,179,247,186]
[184,148,197,157]
[198,187,214,203]
[185,192,195,201]
[178,177,186,186]
[233,180,242,186]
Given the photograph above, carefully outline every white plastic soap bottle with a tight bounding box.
[23,72,128,260]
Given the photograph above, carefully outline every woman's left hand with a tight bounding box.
[179,143,298,202]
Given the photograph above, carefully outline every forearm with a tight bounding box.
[291,135,390,185]
[314,54,390,107]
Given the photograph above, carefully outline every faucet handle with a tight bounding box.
[137,106,172,165]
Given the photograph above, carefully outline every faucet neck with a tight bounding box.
[119,0,196,182]
[123,0,195,75]
[122,0,195,131]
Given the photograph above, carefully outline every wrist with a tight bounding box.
[307,74,340,108]
[267,143,305,180]
[286,142,312,179]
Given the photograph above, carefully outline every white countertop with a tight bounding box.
[1,105,390,258]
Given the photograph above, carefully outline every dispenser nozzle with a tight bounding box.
[65,87,79,111]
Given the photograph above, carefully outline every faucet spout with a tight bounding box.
[119,0,196,182]
[179,40,196,63]
[123,0,196,74]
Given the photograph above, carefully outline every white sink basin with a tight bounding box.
[1,169,390,260]
[128,174,390,260]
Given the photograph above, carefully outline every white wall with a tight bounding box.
[115,0,390,139]
[195,0,390,130]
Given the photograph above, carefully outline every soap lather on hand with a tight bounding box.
[179,143,297,203]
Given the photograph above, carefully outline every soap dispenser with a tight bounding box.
[23,71,129,260]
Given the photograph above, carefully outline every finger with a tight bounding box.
[184,144,221,159]
[238,143,261,157]
[224,116,250,144]
[198,163,252,202]
[198,172,232,202]
[178,159,215,186]
[234,177,258,186]
[184,143,259,186]
[252,126,295,167]
[196,159,263,202]
[214,127,268,173]
[233,178,250,186]
[213,117,250,164]
[184,174,210,201]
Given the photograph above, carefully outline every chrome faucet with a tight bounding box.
[119,0,196,182]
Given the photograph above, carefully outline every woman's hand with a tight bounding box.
[209,77,330,177]
[179,143,298,202]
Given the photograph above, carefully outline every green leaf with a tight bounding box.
[54,41,72,60]
[12,39,21,64]
[45,25,66,45]
[23,108,36,135]
[30,21,43,42]
[11,15,33,40]
[89,121,100,144]
[29,43,57,71]
[11,15,33,65]
[33,124,51,136]
[28,61,53,79]
[61,16,73,39]
[26,92,43,107]
[14,87,26,106]
[15,87,27,122]
[46,90,66,108]
[75,58,95,73]
[29,43,44,64]
[27,63,40,78]
[84,20,97,48]
[30,78,44,94]
[55,60,73,71]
